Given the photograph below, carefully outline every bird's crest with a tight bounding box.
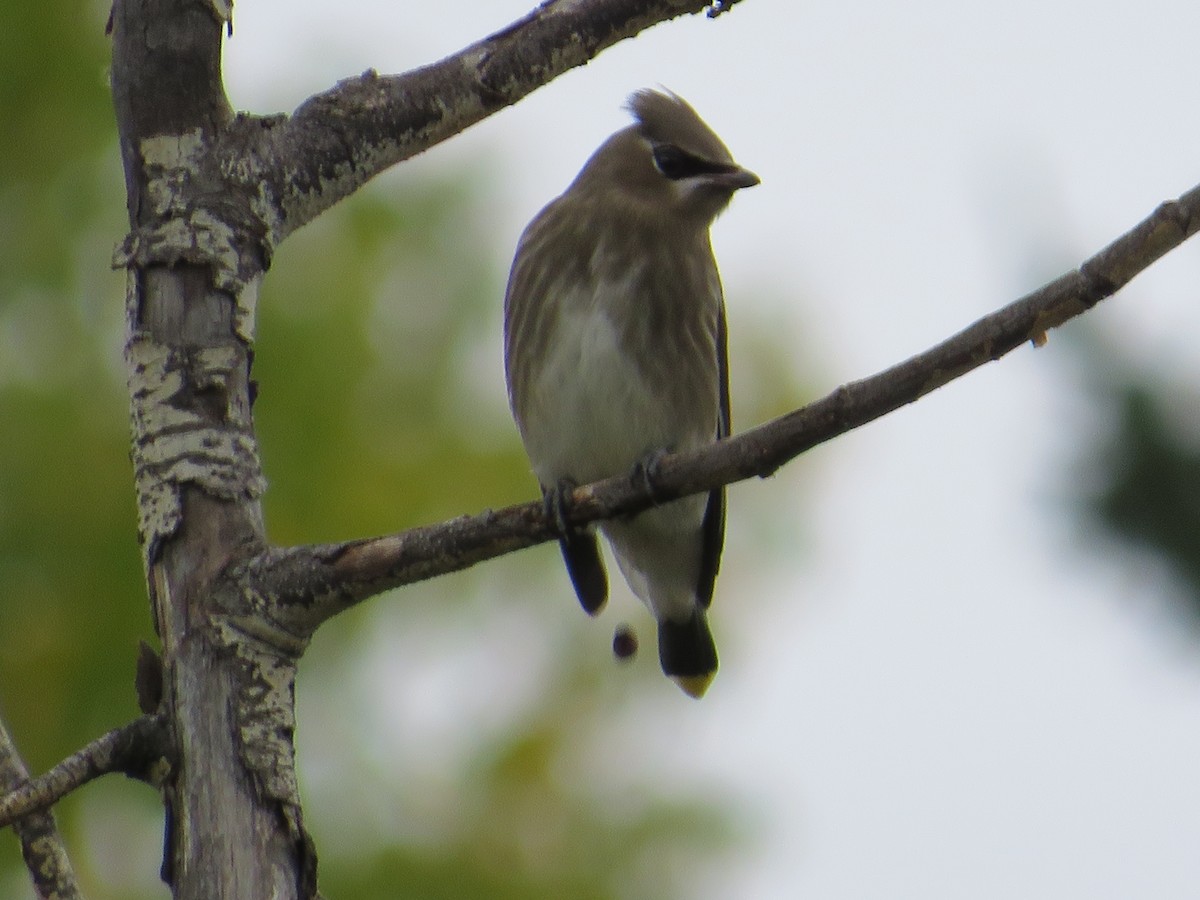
[627,89,735,165]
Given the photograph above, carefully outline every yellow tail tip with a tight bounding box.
[673,672,716,699]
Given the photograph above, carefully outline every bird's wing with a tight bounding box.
[696,296,729,610]
[559,530,608,615]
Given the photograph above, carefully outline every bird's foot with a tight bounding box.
[543,477,580,538]
[630,448,670,504]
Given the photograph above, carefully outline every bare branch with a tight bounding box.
[0,716,83,899]
[0,715,169,830]
[247,0,741,242]
[233,184,1200,637]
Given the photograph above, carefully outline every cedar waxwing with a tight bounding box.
[503,89,758,698]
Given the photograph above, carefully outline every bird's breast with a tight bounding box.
[521,274,718,488]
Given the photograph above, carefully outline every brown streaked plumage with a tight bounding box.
[504,90,758,698]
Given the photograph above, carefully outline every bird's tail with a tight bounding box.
[658,609,718,699]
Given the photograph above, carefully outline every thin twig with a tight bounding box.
[0,715,83,899]
[0,714,169,830]
[252,0,742,242]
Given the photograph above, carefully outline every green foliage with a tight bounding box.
[254,178,529,543]
[0,0,140,772]
[0,0,151,892]
[315,675,730,900]
[1080,368,1200,620]
[0,0,113,297]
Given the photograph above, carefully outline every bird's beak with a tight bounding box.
[716,166,760,190]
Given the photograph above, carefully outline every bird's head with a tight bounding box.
[571,89,759,225]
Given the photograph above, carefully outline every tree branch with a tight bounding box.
[0,716,83,899]
[0,714,169,831]
[231,184,1200,639]
[243,0,740,243]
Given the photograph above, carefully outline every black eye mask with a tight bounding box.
[651,143,735,181]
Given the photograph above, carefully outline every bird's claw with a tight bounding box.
[630,448,670,504]
[543,477,579,538]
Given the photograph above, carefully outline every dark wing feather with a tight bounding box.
[559,531,608,615]
[696,298,730,610]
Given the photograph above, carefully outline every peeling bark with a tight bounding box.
[109,0,307,893]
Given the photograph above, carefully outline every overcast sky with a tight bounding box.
[223,3,1200,897]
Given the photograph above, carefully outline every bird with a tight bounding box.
[503,89,758,698]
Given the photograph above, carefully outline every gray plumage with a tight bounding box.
[504,90,758,698]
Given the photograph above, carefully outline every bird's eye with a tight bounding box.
[652,144,733,181]
[652,144,702,180]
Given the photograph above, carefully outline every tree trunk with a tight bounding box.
[109,1,308,895]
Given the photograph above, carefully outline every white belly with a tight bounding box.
[522,299,703,488]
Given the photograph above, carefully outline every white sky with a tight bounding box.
[221,3,1200,898]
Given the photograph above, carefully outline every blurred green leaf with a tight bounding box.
[1083,377,1200,616]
